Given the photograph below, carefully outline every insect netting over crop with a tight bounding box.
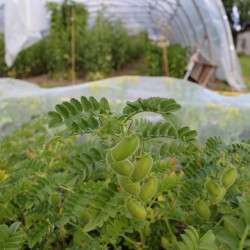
[0,76,249,143]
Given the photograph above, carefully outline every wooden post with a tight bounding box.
[162,43,169,76]
[71,4,76,84]
[162,25,170,76]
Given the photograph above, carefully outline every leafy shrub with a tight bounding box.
[0,96,250,249]
[146,43,189,78]
[82,14,114,75]
[146,43,163,76]
[45,1,89,79]
[0,2,148,80]
[0,35,8,77]
[168,44,189,78]
[80,14,148,76]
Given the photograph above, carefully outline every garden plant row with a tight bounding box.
[0,96,249,249]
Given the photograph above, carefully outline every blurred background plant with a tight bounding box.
[0,1,150,81]
[0,1,189,83]
[146,42,189,78]
[1,0,248,89]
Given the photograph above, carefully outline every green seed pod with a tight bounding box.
[118,176,141,196]
[211,187,226,204]
[205,179,223,197]
[147,207,155,220]
[126,199,147,220]
[130,154,153,182]
[106,150,114,165]
[49,192,61,206]
[78,210,90,226]
[111,134,140,162]
[220,166,237,189]
[110,159,134,176]
[139,176,158,201]
[194,200,211,220]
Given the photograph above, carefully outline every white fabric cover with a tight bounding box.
[4,0,49,66]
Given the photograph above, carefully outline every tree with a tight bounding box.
[222,0,250,30]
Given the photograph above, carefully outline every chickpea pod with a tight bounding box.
[205,179,224,197]
[130,154,153,182]
[194,200,211,220]
[110,159,134,177]
[118,176,141,196]
[139,176,158,201]
[220,166,237,189]
[111,134,140,162]
[126,199,147,220]
[49,192,61,206]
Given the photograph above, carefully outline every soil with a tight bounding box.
[23,57,148,88]
[23,74,85,88]
[23,56,236,93]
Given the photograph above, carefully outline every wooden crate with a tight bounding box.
[185,53,217,86]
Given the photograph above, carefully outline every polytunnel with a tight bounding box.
[0,0,245,90]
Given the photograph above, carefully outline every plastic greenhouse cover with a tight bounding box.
[0,76,249,144]
[0,0,245,90]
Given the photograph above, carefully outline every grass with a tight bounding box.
[238,53,250,90]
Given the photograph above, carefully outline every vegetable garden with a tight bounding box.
[0,1,250,250]
[0,2,188,82]
[0,96,249,249]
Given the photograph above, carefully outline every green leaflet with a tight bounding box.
[0,222,25,250]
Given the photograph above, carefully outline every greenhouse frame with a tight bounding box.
[0,0,245,90]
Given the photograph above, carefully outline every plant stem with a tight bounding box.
[239,225,249,250]
[59,185,73,192]
[46,141,60,168]
[123,235,139,248]
[139,229,145,245]
[166,219,174,237]
[68,221,94,240]
[214,217,224,228]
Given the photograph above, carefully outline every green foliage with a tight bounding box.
[0,222,25,250]
[0,96,250,249]
[177,226,217,250]
[45,1,89,79]
[238,54,250,89]
[146,43,189,78]
[168,44,189,78]
[146,43,163,76]
[222,0,250,28]
[0,35,8,77]
[83,15,148,78]
[0,3,148,80]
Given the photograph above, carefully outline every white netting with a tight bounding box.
[0,76,249,143]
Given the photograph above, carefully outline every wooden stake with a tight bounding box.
[160,23,170,77]
[163,44,169,76]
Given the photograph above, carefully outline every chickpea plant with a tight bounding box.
[0,96,250,250]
